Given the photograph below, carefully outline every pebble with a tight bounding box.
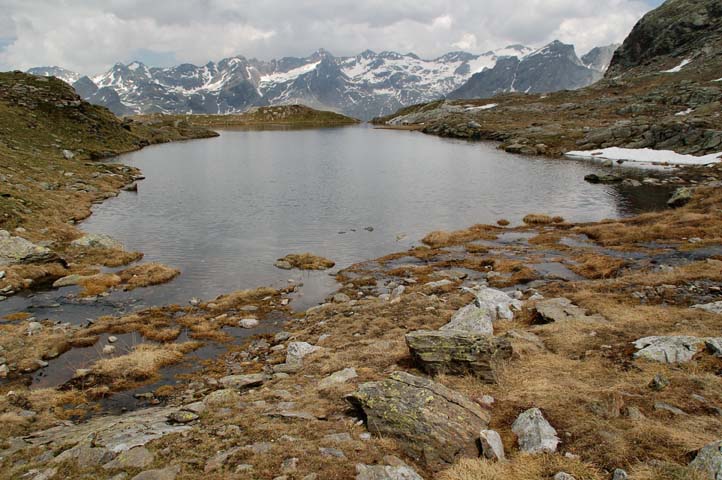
[103,345,116,355]
[239,318,259,328]
[108,336,118,343]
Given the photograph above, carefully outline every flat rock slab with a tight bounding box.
[0,230,57,266]
[633,336,708,363]
[23,405,192,453]
[405,330,512,382]
[347,371,490,469]
[534,298,606,324]
[355,463,423,480]
[441,303,494,334]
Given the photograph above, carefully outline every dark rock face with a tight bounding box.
[347,371,490,470]
[405,330,512,382]
[582,44,620,73]
[448,41,599,100]
[606,0,722,77]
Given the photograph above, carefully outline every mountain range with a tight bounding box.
[28,41,618,120]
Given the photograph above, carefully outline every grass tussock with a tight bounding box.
[423,224,501,248]
[90,342,200,381]
[569,253,628,279]
[523,214,565,225]
[438,455,602,480]
[119,262,180,290]
[77,273,121,297]
[276,253,336,270]
[497,219,511,226]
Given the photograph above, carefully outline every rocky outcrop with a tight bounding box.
[347,371,490,469]
[633,336,707,363]
[0,230,57,265]
[405,330,512,382]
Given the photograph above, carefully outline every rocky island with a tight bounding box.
[1,1,721,480]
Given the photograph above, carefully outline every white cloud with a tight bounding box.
[0,0,655,75]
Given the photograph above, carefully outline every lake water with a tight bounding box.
[3,125,674,316]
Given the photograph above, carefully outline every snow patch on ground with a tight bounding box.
[565,147,722,166]
[662,58,691,73]
[464,103,497,111]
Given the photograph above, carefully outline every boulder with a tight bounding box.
[71,233,122,250]
[667,187,692,208]
[707,338,722,357]
[440,303,493,334]
[286,342,321,365]
[479,430,505,461]
[472,287,523,321]
[347,371,490,469]
[693,301,722,314]
[405,330,512,382]
[511,408,559,454]
[318,368,358,390]
[131,465,181,480]
[103,446,154,470]
[689,440,722,480]
[355,462,423,480]
[534,298,606,324]
[633,336,706,363]
[219,373,267,390]
[52,274,87,288]
[0,230,57,265]
[584,173,622,184]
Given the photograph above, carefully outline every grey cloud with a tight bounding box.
[0,0,653,75]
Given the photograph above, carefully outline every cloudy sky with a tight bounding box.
[0,0,664,75]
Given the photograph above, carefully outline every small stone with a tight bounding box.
[511,408,559,454]
[103,345,116,355]
[0,364,9,378]
[219,373,266,390]
[244,442,273,454]
[333,293,351,303]
[275,331,292,342]
[286,342,321,365]
[625,406,645,420]
[239,318,259,329]
[553,473,576,480]
[203,389,241,407]
[323,433,353,443]
[479,430,505,461]
[318,368,358,390]
[654,402,687,416]
[319,447,346,458]
[649,373,670,391]
[281,457,299,473]
[235,464,253,472]
[612,469,628,480]
[108,336,118,343]
[167,411,199,424]
[103,447,154,470]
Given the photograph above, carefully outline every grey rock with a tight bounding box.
[62,149,75,159]
[649,373,670,391]
[355,462,423,480]
[441,303,493,335]
[167,411,199,424]
[52,274,86,288]
[633,336,706,363]
[511,408,560,454]
[244,442,273,454]
[274,260,293,270]
[405,330,512,382]
[689,440,722,480]
[534,298,606,324]
[286,342,321,365]
[219,373,267,390]
[654,402,687,416]
[479,429,505,461]
[204,447,241,473]
[553,473,576,480]
[667,187,692,208]
[319,447,346,458]
[103,446,154,470]
[281,457,299,473]
[0,230,56,266]
[707,338,722,358]
[239,318,259,328]
[612,469,629,480]
[318,367,358,390]
[203,389,241,407]
[693,301,722,315]
[71,233,122,250]
[347,371,490,468]
[470,286,523,321]
[131,465,181,480]
[333,292,351,303]
[53,444,114,468]
[323,433,353,443]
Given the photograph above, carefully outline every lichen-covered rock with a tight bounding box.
[511,408,560,454]
[667,187,693,208]
[694,301,722,315]
[70,233,122,250]
[355,462,423,480]
[405,330,512,382]
[286,342,321,365]
[534,298,606,324]
[0,230,57,266]
[347,371,490,469]
[318,367,358,390]
[633,336,706,363]
[480,429,505,461]
[689,440,722,480]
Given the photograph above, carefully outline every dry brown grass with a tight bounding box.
[439,455,602,480]
[422,224,501,248]
[497,219,511,226]
[77,273,121,296]
[119,262,180,290]
[522,214,565,225]
[568,253,628,279]
[210,286,279,311]
[276,253,335,270]
[90,342,200,381]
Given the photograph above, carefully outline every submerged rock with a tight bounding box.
[584,173,622,184]
[347,371,490,469]
[0,230,57,265]
[405,330,512,382]
[511,408,560,454]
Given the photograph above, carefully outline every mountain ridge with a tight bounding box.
[27,42,614,121]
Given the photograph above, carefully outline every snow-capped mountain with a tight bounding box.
[447,41,617,100]
[28,43,610,120]
[26,66,81,85]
